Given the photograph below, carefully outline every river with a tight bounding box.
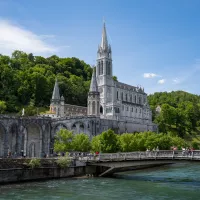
[0,163,200,200]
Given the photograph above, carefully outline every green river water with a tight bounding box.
[0,162,200,200]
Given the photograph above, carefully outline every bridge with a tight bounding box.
[83,150,200,177]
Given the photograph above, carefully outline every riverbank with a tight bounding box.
[0,158,97,184]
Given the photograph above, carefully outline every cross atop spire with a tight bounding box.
[100,22,108,51]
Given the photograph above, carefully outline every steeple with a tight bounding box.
[51,78,60,101]
[87,67,100,116]
[101,22,108,51]
[89,67,99,93]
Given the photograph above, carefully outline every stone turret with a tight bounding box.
[87,67,100,116]
[50,78,61,116]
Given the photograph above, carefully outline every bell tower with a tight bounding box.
[96,22,113,118]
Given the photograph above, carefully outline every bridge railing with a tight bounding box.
[94,150,200,161]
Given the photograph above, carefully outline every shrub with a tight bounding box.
[28,158,41,169]
[56,153,72,168]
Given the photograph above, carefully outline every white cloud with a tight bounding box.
[173,78,180,84]
[143,73,160,78]
[158,79,166,84]
[0,19,58,55]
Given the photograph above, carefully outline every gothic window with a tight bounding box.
[107,62,111,75]
[97,101,99,115]
[98,62,100,75]
[100,105,103,114]
[139,96,141,104]
[92,101,95,115]
[100,61,103,75]
[117,91,119,100]
[126,94,128,101]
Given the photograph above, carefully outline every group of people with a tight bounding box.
[181,147,195,156]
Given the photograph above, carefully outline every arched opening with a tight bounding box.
[8,124,18,156]
[55,124,68,135]
[100,105,103,114]
[0,123,5,157]
[26,123,41,158]
[29,142,36,157]
[80,124,84,133]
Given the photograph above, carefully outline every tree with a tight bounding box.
[91,135,101,152]
[0,101,6,114]
[54,129,73,153]
[71,133,91,152]
[99,129,119,153]
[119,133,134,152]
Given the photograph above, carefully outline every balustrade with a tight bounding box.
[77,150,200,162]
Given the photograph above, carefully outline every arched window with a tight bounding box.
[126,94,128,101]
[101,61,103,74]
[92,101,95,115]
[117,91,119,100]
[100,105,103,114]
[130,95,132,102]
[98,62,101,75]
[135,95,137,103]
[97,101,99,115]
[139,96,141,104]
[107,62,110,75]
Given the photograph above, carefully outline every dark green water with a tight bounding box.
[1,163,200,200]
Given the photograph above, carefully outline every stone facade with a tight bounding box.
[0,22,157,158]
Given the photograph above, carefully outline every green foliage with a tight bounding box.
[0,100,6,114]
[28,158,41,169]
[112,76,118,81]
[91,129,119,153]
[91,135,101,152]
[54,129,73,153]
[0,51,92,114]
[148,91,200,138]
[56,153,72,168]
[71,133,91,152]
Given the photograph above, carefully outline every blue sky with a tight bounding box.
[1,0,200,94]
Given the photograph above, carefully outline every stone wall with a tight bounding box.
[0,167,86,184]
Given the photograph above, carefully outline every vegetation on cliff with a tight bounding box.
[148,91,200,138]
[0,50,92,114]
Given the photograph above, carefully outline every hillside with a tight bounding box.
[0,50,92,114]
[148,91,200,137]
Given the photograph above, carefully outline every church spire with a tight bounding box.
[89,67,99,93]
[52,78,60,101]
[100,22,108,51]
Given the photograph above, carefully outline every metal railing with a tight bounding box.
[75,150,200,162]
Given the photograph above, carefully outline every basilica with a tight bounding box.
[49,22,157,134]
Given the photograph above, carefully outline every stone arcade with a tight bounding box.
[0,23,157,158]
